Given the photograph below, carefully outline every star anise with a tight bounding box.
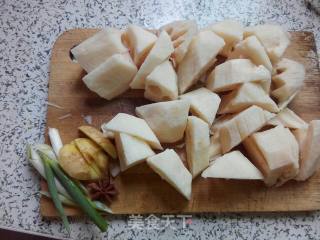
[87,176,118,203]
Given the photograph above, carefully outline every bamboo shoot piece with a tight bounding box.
[180,87,221,125]
[115,132,155,171]
[219,82,279,114]
[219,105,275,153]
[229,35,272,72]
[267,108,308,129]
[185,116,210,178]
[82,53,137,100]
[102,113,162,150]
[147,149,192,200]
[295,120,320,180]
[206,59,271,93]
[243,125,299,186]
[202,151,263,180]
[130,31,174,89]
[206,20,244,57]
[136,100,190,143]
[177,31,225,93]
[271,58,305,105]
[244,24,290,63]
[126,25,157,67]
[71,28,128,72]
[144,60,178,102]
[160,20,198,65]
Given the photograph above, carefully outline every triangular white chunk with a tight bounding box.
[115,132,155,171]
[271,58,305,104]
[178,31,225,93]
[206,59,271,93]
[219,105,275,153]
[102,113,162,150]
[206,20,244,57]
[244,24,290,63]
[229,35,272,72]
[144,60,178,102]
[244,125,299,186]
[219,82,279,114]
[208,134,222,159]
[295,120,320,181]
[147,149,192,200]
[160,20,198,65]
[202,151,263,180]
[82,53,137,100]
[136,100,190,143]
[71,28,128,72]
[130,31,174,89]
[126,25,157,67]
[268,108,308,129]
[186,116,210,178]
[180,87,221,125]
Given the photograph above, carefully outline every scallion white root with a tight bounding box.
[27,145,71,199]
[48,128,63,157]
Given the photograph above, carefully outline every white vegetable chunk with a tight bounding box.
[208,134,221,159]
[219,82,279,114]
[229,35,272,72]
[185,116,210,178]
[267,108,308,129]
[295,120,320,181]
[144,60,178,102]
[115,132,155,171]
[126,25,157,67]
[206,59,271,93]
[244,24,290,63]
[292,127,308,150]
[82,53,137,100]
[206,20,244,57]
[136,100,190,143]
[130,31,174,89]
[202,151,263,180]
[271,58,305,105]
[160,20,198,65]
[219,105,275,153]
[102,113,162,150]
[147,149,192,200]
[178,31,225,93]
[180,87,221,125]
[243,125,299,186]
[71,28,128,72]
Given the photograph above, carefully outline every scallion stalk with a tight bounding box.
[38,150,108,232]
[41,153,70,233]
[27,145,71,199]
[40,191,78,207]
[40,191,113,214]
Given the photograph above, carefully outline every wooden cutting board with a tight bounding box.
[41,29,320,217]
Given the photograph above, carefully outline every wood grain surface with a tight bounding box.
[41,29,320,217]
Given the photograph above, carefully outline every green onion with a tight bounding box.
[38,151,108,232]
[27,145,72,199]
[41,153,70,233]
[40,191,78,208]
[91,201,113,214]
[48,127,63,158]
[40,191,113,214]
